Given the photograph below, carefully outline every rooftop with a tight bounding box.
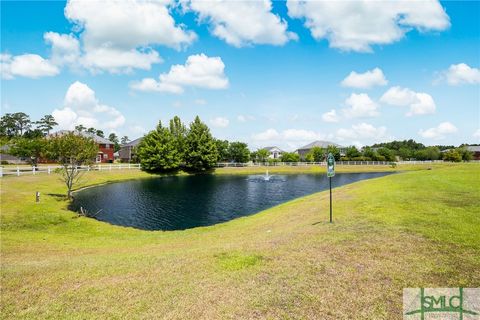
[297,140,344,150]
[121,137,143,147]
[51,130,114,145]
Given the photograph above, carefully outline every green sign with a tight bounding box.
[327,153,335,177]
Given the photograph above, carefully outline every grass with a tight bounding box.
[1,163,479,319]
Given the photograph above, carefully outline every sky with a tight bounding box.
[1,0,479,151]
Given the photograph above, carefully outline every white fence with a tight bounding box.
[0,163,141,177]
[217,160,418,167]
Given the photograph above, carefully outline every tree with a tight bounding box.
[75,124,86,132]
[108,133,120,152]
[215,139,230,162]
[46,132,98,199]
[0,112,31,137]
[136,121,182,172]
[12,112,31,136]
[280,152,300,162]
[326,145,341,161]
[362,147,376,161]
[443,149,462,162]
[23,129,44,139]
[8,137,46,167]
[306,146,325,162]
[256,149,270,162]
[377,147,396,161]
[346,146,361,159]
[121,136,130,144]
[414,147,440,160]
[95,130,104,138]
[457,147,473,161]
[227,142,250,163]
[0,113,18,138]
[184,116,218,172]
[86,127,96,134]
[35,114,57,135]
[169,116,187,159]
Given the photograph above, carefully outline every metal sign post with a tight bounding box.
[327,153,335,223]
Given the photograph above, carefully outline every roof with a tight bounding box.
[51,130,114,144]
[121,137,143,147]
[261,146,284,152]
[297,140,344,151]
[466,145,480,152]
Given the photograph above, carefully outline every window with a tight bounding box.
[103,154,108,159]
[105,144,110,149]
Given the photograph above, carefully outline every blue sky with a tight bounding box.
[1,0,479,150]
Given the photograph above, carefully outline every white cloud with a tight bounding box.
[419,122,457,139]
[380,86,436,116]
[64,0,196,73]
[44,32,80,66]
[81,47,162,74]
[442,63,480,85]
[210,117,229,128]
[341,67,388,89]
[287,0,449,52]
[336,123,388,141]
[184,0,297,47]
[52,81,125,131]
[252,128,281,141]
[131,54,229,94]
[321,109,340,123]
[1,53,59,79]
[342,93,380,118]
[237,115,255,122]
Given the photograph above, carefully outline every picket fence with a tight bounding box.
[0,163,141,177]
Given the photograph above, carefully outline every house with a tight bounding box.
[118,137,143,162]
[0,145,28,164]
[466,145,480,160]
[261,146,284,159]
[51,130,115,163]
[295,140,346,160]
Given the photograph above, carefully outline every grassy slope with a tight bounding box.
[1,164,479,319]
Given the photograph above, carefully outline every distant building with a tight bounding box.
[261,146,284,159]
[0,145,27,164]
[295,140,346,160]
[51,130,115,163]
[118,137,143,162]
[466,145,480,160]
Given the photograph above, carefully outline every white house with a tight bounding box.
[261,146,285,159]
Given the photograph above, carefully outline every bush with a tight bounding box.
[443,149,462,162]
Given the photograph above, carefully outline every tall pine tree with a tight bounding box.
[184,116,218,172]
[137,121,181,172]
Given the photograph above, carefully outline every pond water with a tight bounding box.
[70,172,393,231]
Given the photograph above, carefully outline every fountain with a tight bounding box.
[263,170,271,181]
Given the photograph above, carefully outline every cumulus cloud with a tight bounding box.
[210,117,229,128]
[64,0,196,73]
[131,54,228,94]
[336,123,388,141]
[44,32,80,66]
[1,53,59,79]
[287,0,449,52]
[252,128,334,150]
[183,0,297,47]
[380,86,436,116]
[419,122,457,139]
[440,63,480,85]
[342,93,380,118]
[321,109,340,123]
[341,67,388,89]
[52,81,125,131]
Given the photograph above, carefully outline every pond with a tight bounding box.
[70,172,393,231]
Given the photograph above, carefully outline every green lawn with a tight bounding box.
[1,164,479,319]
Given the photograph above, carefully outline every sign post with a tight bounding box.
[327,153,335,223]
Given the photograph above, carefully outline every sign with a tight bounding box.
[327,153,335,177]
